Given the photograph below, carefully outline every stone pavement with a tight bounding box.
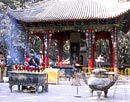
[0,77,130,102]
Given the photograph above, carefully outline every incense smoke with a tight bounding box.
[0,14,27,65]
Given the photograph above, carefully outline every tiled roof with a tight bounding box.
[7,0,130,22]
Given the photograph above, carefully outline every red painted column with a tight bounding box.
[41,33,45,69]
[44,31,50,68]
[92,39,96,68]
[87,28,93,72]
[111,43,114,68]
[91,33,96,68]
[113,27,118,73]
[110,38,114,69]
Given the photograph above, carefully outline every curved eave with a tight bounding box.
[7,0,130,23]
[8,11,129,23]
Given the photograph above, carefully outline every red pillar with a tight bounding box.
[44,31,50,68]
[110,41,114,68]
[87,28,93,72]
[113,27,118,73]
[92,41,96,68]
[113,42,118,73]
[88,58,93,72]
[41,34,45,69]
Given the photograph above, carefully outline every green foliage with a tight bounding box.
[0,0,24,9]
[29,35,42,54]
[118,32,130,65]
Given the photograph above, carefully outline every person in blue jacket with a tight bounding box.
[28,49,40,71]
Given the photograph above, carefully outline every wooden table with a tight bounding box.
[8,71,48,95]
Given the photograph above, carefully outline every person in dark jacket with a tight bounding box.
[28,49,40,71]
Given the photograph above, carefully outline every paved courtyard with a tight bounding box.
[0,77,130,102]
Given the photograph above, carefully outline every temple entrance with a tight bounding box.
[92,31,114,68]
[70,42,80,65]
[70,32,81,65]
[95,39,110,68]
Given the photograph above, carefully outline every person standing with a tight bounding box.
[0,53,6,82]
[6,55,13,77]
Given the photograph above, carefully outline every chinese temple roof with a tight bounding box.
[7,0,130,22]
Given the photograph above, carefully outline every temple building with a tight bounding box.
[7,0,130,72]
